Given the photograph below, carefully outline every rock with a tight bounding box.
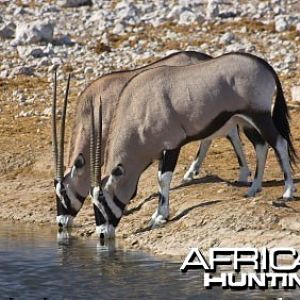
[13,20,54,45]
[167,5,185,19]
[84,66,93,74]
[206,0,220,19]
[13,7,27,16]
[41,5,60,13]
[37,57,51,67]
[0,70,9,78]
[12,66,34,76]
[179,0,202,8]
[17,46,48,59]
[275,16,289,32]
[0,22,16,39]
[284,53,297,65]
[279,216,300,231]
[18,110,34,117]
[179,10,204,25]
[296,23,300,32]
[220,32,235,45]
[112,22,125,35]
[58,0,92,7]
[51,57,64,67]
[291,86,300,102]
[115,1,140,24]
[41,107,52,116]
[54,34,75,46]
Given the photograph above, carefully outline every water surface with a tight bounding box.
[0,222,298,299]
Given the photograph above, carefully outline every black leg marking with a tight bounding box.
[158,148,180,207]
[160,148,181,173]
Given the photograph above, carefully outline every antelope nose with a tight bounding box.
[100,233,105,245]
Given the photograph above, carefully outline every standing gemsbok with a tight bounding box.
[52,51,251,229]
[91,52,296,239]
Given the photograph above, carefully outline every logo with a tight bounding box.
[180,248,300,289]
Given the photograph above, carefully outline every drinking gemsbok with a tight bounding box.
[52,51,250,229]
[93,52,296,238]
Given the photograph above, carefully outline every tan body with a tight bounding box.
[101,52,295,233]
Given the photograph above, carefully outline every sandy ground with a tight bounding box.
[1,71,300,261]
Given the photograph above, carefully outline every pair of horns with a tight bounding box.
[90,97,102,188]
[52,68,71,182]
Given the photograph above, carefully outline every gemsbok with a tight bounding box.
[90,52,296,238]
[52,51,251,229]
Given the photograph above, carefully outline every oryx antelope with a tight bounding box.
[52,51,251,229]
[93,52,296,238]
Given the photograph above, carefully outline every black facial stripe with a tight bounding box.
[93,204,106,226]
[101,197,121,227]
[56,196,69,216]
[54,180,78,217]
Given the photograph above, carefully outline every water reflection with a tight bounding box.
[0,222,299,299]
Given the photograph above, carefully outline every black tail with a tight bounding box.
[272,73,297,166]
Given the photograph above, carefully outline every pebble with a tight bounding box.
[58,0,92,7]
[291,86,300,102]
[0,22,16,39]
[275,16,289,32]
[206,0,220,19]
[220,32,235,44]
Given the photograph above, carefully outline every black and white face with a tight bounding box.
[92,164,126,239]
[55,154,89,228]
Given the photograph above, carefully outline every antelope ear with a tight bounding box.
[71,154,85,178]
[104,165,125,192]
[74,153,85,169]
[111,164,124,178]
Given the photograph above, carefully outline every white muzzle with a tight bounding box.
[56,215,74,228]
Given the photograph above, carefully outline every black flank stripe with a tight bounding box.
[113,196,126,211]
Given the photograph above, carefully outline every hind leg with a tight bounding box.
[245,113,295,199]
[275,136,295,199]
[150,148,180,228]
[243,127,268,197]
[227,127,251,183]
[183,140,212,182]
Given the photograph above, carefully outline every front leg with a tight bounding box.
[150,148,180,228]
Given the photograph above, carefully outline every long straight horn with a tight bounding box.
[94,97,102,185]
[52,68,58,179]
[57,73,71,181]
[90,98,96,188]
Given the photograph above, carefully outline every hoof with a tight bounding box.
[283,186,296,200]
[245,188,261,198]
[150,216,167,229]
[182,173,196,183]
[149,213,168,228]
